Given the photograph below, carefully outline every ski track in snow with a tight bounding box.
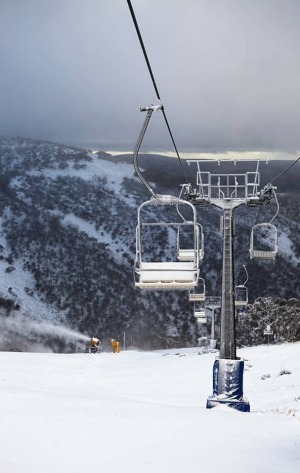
[0,343,299,472]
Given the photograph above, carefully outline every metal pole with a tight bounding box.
[124,331,126,351]
[211,308,215,341]
[220,206,237,360]
[207,203,249,411]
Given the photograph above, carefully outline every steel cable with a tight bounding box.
[127,0,189,184]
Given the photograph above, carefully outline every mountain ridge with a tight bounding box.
[0,136,299,351]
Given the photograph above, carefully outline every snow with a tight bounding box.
[41,154,136,193]
[62,212,104,240]
[23,153,139,208]
[62,213,129,262]
[0,343,299,472]
[0,218,63,323]
[278,231,300,266]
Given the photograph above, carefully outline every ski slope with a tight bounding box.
[0,343,299,472]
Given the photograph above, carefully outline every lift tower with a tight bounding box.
[183,158,277,412]
[127,0,282,413]
[132,105,279,412]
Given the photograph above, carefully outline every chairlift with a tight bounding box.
[134,195,200,290]
[235,264,248,306]
[194,302,206,321]
[189,277,206,301]
[177,223,204,262]
[235,285,248,306]
[249,223,278,260]
[249,190,279,260]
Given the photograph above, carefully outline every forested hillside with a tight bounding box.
[0,137,299,351]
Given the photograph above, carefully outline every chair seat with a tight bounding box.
[177,249,196,261]
[189,293,205,301]
[250,250,277,260]
[135,262,198,289]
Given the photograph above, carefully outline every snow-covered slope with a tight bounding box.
[0,218,63,322]
[0,137,299,351]
[0,343,299,472]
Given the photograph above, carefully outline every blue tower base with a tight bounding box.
[206,358,250,412]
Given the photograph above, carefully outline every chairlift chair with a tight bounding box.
[189,277,206,301]
[177,223,204,262]
[235,264,249,306]
[235,285,248,306]
[194,302,206,323]
[249,223,278,260]
[134,195,200,290]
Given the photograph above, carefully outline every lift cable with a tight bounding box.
[270,156,300,184]
[126,0,189,184]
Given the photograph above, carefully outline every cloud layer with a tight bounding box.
[1,0,300,156]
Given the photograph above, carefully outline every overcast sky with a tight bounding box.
[1,0,300,158]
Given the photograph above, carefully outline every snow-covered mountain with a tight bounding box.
[0,136,299,351]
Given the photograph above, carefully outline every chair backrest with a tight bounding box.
[250,223,278,260]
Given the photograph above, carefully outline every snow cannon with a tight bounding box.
[85,337,101,354]
[111,339,120,353]
[90,337,100,347]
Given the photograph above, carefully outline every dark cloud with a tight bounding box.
[1,0,300,155]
